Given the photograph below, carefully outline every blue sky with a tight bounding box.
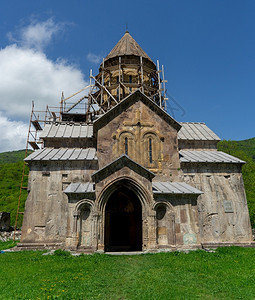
[0,0,254,151]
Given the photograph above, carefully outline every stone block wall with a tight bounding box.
[21,161,98,244]
[97,100,181,181]
[154,194,200,249]
[182,163,253,244]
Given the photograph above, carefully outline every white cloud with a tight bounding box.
[87,53,102,64]
[0,19,88,152]
[8,18,64,51]
[0,44,87,120]
[0,112,28,152]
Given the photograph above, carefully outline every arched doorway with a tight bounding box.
[105,187,142,252]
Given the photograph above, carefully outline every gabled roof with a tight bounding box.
[105,31,153,62]
[178,122,220,141]
[93,90,181,133]
[91,154,155,183]
[179,150,245,164]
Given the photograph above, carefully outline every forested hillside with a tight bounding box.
[0,150,29,227]
[236,137,255,161]
[0,150,32,164]
[0,140,255,228]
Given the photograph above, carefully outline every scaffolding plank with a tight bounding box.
[28,141,40,150]
[32,120,42,131]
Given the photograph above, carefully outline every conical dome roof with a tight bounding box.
[105,31,153,62]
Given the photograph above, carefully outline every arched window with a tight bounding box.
[149,138,152,163]
[118,132,135,159]
[143,132,159,168]
[125,137,128,155]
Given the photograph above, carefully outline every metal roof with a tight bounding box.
[64,182,94,194]
[152,182,202,194]
[25,148,97,161]
[179,150,245,163]
[64,181,201,195]
[178,122,220,141]
[105,31,153,62]
[40,123,94,139]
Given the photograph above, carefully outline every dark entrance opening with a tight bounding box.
[105,187,142,252]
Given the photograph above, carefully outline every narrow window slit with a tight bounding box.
[149,138,152,163]
[129,75,132,92]
[125,137,128,155]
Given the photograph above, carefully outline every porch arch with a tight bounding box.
[96,176,153,252]
[97,176,152,213]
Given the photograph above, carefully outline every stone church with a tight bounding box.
[19,32,253,252]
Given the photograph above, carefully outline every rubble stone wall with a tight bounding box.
[0,230,21,242]
[21,161,97,244]
[182,162,253,244]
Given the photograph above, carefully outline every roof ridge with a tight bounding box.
[180,122,205,124]
[105,32,153,62]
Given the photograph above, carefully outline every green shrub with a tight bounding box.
[53,249,71,257]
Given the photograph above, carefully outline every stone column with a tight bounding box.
[92,213,100,251]
[147,213,157,250]
[97,213,105,252]
[170,214,176,246]
[71,211,80,249]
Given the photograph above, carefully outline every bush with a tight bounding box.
[53,249,71,257]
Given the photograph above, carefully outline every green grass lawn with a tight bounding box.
[0,246,255,300]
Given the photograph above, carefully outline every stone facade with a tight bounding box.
[19,32,254,252]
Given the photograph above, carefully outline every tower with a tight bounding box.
[60,32,168,122]
[92,31,163,112]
